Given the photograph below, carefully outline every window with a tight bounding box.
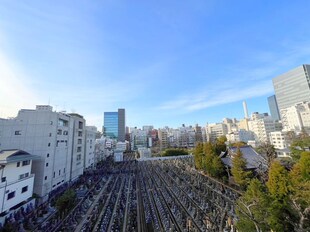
[47,153,50,158]
[64,168,65,173]
[17,162,20,167]
[57,129,62,135]
[78,131,83,137]
[22,160,30,166]
[45,176,47,180]
[63,131,68,135]
[77,154,81,161]
[21,186,28,193]
[59,170,61,175]
[7,191,15,200]
[1,177,6,182]
[46,163,48,167]
[49,133,52,137]
[19,173,29,179]
[15,131,21,135]
[50,121,53,125]
[53,172,55,178]
[78,121,83,129]
[78,139,82,144]
[77,147,82,152]
[48,143,51,147]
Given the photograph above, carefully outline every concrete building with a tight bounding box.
[84,126,97,169]
[206,123,228,142]
[0,105,86,201]
[226,129,254,143]
[0,150,37,218]
[281,102,310,133]
[248,112,282,144]
[268,95,281,121]
[194,124,203,145]
[238,118,249,131]
[273,65,310,112]
[118,109,126,142]
[68,113,86,181]
[158,129,168,151]
[269,131,289,149]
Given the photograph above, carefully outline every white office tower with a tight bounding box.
[84,126,97,169]
[0,105,86,201]
[281,102,310,133]
[243,101,249,119]
[248,112,282,144]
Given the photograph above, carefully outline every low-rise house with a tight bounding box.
[0,150,39,223]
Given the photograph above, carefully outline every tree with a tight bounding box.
[290,135,310,161]
[210,154,225,178]
[193,142,204,170]
[266,161,296,231]
[231,148,252,189]
[257,142,276,167]
[215,136,227,154]
[56,189,76,216]
[267,161,290,200]
[162,148,188,157]
[289,151,310,231]
[236,179,271,232]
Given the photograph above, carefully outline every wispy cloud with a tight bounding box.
[159,40,310,113]
[159,80,273,111]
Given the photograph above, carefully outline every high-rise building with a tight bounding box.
[103,109,125,142]
[103,112,118,139]
[118,109,125,142]
[272,65,310,113]
[268,95,281,121]
[243,101,249,119]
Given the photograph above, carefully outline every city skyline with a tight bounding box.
[1,1,310,129]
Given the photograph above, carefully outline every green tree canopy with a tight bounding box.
[267,161,290,200]
[56,189,76,215]
[193,142,204,169]
[162,148,188,157]
[236,179,271,232]
[231,147,252,189]
[290,134,310,161]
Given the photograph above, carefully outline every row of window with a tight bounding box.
[17,160,30,167]
[7,186,28,200]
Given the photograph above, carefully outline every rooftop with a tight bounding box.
[0,149,40,164]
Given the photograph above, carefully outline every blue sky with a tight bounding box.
[1,1,310,130]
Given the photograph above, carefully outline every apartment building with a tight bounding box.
[248,112,282,144]
[281,102,310,133]
[0,105,87,201]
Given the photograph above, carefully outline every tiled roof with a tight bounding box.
[221,146,266,170]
